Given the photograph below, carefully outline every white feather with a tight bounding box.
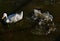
[2,11,23,23]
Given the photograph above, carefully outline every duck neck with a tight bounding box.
[5,16,8,19]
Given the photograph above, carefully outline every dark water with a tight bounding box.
[0,0,60,41]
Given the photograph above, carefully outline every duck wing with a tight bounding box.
[8,14,16,21]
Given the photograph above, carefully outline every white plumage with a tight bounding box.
[2,11,23,23]
[34,9,53,21]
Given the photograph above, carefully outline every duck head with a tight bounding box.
[2,13,10,23]
[2,13,7,19]
[34,9,42,17]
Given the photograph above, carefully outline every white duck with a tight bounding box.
[2,11,23,23]
[34,9,53,21]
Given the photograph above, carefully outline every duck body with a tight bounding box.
[31,9,56,35]
[3,11,23,23]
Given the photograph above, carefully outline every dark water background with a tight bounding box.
[0,0,60,41]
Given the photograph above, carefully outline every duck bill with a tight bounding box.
[2,16,5,19]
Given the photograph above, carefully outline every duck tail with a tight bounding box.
[20,11,23,18]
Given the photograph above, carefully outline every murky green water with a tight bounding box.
[0,0,60,41]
